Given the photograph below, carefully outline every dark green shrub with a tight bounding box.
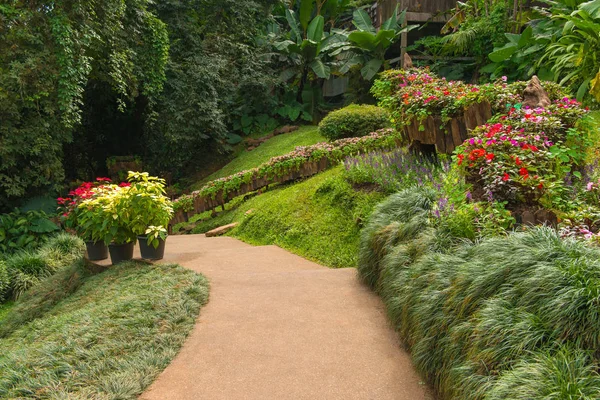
[0,209,59,255]
[318,104,390,141]
[359,190,600,399]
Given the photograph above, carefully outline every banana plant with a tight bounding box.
[541,0,600,101]
[339,5,418,80]
[273,9,348,105]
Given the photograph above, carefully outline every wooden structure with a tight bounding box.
[369,0,458,67]
[403,101,492,154]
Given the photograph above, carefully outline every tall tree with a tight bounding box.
[0,0,169,211]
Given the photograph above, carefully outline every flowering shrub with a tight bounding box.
[174,129,403,210]
[372,68,569,134]
[455,123,556,205]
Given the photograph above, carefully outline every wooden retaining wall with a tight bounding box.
[403,101,492,154]
[169,157,336,227]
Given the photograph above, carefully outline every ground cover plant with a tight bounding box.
[0,261,209,399]
[184,166,385,268]
[358,189,600,399]
[1,233,85,302]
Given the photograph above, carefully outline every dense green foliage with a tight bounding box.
[318,104,390,140]
[0,261,209,398]
[0,0,169,210]
[359,189,600,399]
[0,209,60,255]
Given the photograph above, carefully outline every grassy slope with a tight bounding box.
[190,166,385,268]
[192,126,325,189]
[0,261,209,399]
[0,301,13,323]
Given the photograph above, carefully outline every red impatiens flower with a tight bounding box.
[515,157,522,166]
[519,167,529,179]
[502,173,510,181]
[468,149,486,161]
[457,154,464,165]
[538,182,544,189]
[486,153,495,161]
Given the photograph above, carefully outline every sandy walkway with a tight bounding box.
[140,234,432,400]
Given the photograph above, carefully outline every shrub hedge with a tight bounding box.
[359,188,600,399]
[318,104,390,141]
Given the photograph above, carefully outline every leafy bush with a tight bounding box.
[359,189,600,399]
[318,105,390,141]
[0,210,59,255]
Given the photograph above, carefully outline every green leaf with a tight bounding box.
[580,0,600,19]
[573,171,583,179]
[576,78,592,101]
[226,133,243,145]
[353,9,375,33]
[505,33,521,44]
[374,29,396,49]
[310,59,331,79]
[339,55,363,74]
[361,58,383,80]
[381,5,399,30]
[517,26,533,48]
[489,44,518,62]
[286,9,302,42]
[348,31,377,51]
[307,15,324,43]
[299,0,315,31]
[241,115,253,128]
[29,218,59,233]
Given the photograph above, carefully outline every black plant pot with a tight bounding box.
[86,241,108,261]
[138,236,166,260]
[108,242,135,265]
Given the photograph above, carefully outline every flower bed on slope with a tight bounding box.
[171,129,401,224]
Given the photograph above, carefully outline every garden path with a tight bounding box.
[140,234,432,400]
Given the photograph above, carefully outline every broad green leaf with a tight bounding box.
[339,55,363,74]
[518,26,533,48]
[361,58,383,80]
[488,44,518,62]
[381,5,399,30]
[480,62,499,73]
[576,78,591,101]
[286,9,302,42]
[307,15,324,43]
[299,0,315,31]
[348,31,377,51]
[580,0,600,18]
[374,29,396,48]
[353,9,375,33]
[29,218,59,233]
[241,115,253,128]
[505,33,521,44]
[310,59,331,79]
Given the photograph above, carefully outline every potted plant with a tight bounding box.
[139,226,168,260]
[124,172,174,260]
[59,178,114,261]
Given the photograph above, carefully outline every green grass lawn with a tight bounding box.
[0,261,209,399]
[187,166,385,268]
[192,126,326,189]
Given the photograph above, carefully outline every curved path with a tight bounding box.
[141,234,432,400]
